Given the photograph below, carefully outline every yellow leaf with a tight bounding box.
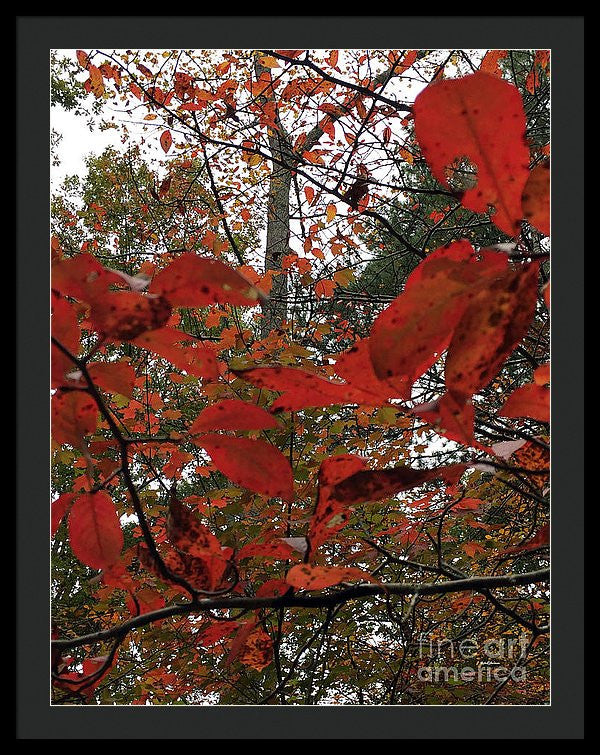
[326,203,337,222]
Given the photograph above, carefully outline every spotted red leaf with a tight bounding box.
[521,160,550,236]
[413,72,530,236]
[89,291,172,340]
[327,464,466,507]
[309,454,368,552]
[149,252,262,307]
[445,261,540,397]
[51,390,98,447]
[68,491,124,570]
[166,499,223,558]
[286,564,375,590]
[160,130,173,153]
[194,434,294,500]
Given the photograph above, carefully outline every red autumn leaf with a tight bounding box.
[149,252,262,307]
[445,261,540,397]
[51,253,123,303]
[415,392,480,449]
[89,291,172,340]
[369,241,508,394]
[126,588,165,617]
[232,365,387,413]
[166,499,223,558]
[256,579,291,598]
[499,384,549,422]
[131,326,219,380]
[534,363,550,385]
[160,130,173,153]
[236,540,297,561]
[138,543,230,593]
[479,50,507,77]
[68,491,124,570]
[227,622,273,671]
[51,493,76,536]
[309,454,369,552]
[189,399,278,434]
[88,65,104,97]
[522,160,550,236]
[413,71,530,236]
[87,360,136,398]
[327,463,466,507]
[194,434,294,500]
[51,390,98,448]
[286,564,375,590]
[52,293,80,388]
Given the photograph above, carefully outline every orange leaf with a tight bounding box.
[52,390,98,448]
[499,384,549,422]
[87,360,136,398]
[160,130,173,153]
[286,564,375,590]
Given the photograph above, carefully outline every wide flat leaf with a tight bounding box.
[286,564,375,590]
[189,399,278,434]
[87,360,136,399]
[413,72,530,236]
[445,261,540,397]
[194,434,294,500]
[68,491,123,570]
[499,384,549,422]
[166,499,223,558]
[149,252,262,307]
[132,326,219,380]
[90,291,171,340]
[369,241,509,392]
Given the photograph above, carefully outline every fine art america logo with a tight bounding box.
[417,633,529,683]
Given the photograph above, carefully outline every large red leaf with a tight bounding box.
[51,390,98,447]
[327,464,466,507]
[87,360,136,399]
[149,252,262,307]
[68,491,124,570]
[51,493,76,536]
[413,71,530,236]
[132,326,219,380]
[369,241,509,392]
[166,499,223,558]
[499,384,549,422]
[309,454,369,552]
[51,293,81,388]
[194,434,294,500]
[89,291,172,340]
[189,399,278,434]
[51,253,123,303]
[445,261,540,397]
[232,365,387,412]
